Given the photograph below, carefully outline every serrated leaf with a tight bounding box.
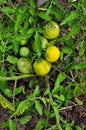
[41,97,46,106]
[52,105,62,130]
[61,11,79,25]
[35,100,42,115]
[1,7,15,14]
[75,97,83,105]
[27,28,35,35]
[50,6,64,20]
[75,62,86,69]
[14,86,24,95]
[52,72,66,94]
[38,11,52,21]
[35,119,48,130]
[62,47,72,54]
[73,84,80,97]
[0,68,7,91]
[29,0,36,7]
[9,119,16,130]
[0,94,15,111]
[12,40,20,55]
[34,32,42,57]
[34,85,40,97]
[20,115,32,125]
[65,61,76,71]
[6,55,18,64]
[14,14,23,32]
[69,25,81,37]
[15,100,29,116]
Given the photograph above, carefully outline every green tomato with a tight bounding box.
[17,58,32,73]
[19,47,29,57]
[20,39,28,45]
[43,21,60,39]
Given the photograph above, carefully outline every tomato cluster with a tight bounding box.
[17,21,60,75]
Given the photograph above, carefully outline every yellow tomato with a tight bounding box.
[45,46,60,62]
[33,59,51,75]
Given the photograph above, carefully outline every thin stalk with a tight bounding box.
[44,75,62,130]
[13,80,17,105]
[12,80,20,130]
[8,0,15,9]
[0,74,34,81]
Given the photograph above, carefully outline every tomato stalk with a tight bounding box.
[0,74,34,81]
[44,75,62,130]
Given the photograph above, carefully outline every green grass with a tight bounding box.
[0,0,86,129]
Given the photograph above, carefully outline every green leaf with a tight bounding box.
[20,115,32,125]
[34,85,40,97]
[38,11,52,21]
[0,68,7,91]
[73,84,80,97]
[35,119,43,130]
[4,88,12,97]
[9,119,16,130]
[14,86,24,95]
[52,105,62,130]
[59,94,65,101]
[0,94,15,111]
[35,100,42,115]
[62,47,72,54]
[75,62,86,69]
[75,97,83,105]
[14,14,23,32]
[69,24,81,37]
[50,6,64,20]
[65,61,76,71]
[61,11,79,25]
[6,55,18,64]
[29,80,34,88]
[34,32,42,57]
[27,28,35,35]
[40,97,46,106]
[29,6,36,15]
[12,40,20,55]
[15,100,29,116]
[29,0,36,7]
[0,0,7,4]
[52,72,66,94]
[35,119,48,130]
[1,7,15,14]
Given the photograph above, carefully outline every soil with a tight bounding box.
[0,88,86,130]
[0,0,86,130]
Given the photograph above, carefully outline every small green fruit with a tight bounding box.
[17,58,32,73]
[20,39,28,45]
[43,21,60,39]
[19,47,29,57]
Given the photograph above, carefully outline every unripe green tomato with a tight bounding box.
[17,58,32,73]
[19,47,29,57]
[20,39,28,45]
[43,21,60,39]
